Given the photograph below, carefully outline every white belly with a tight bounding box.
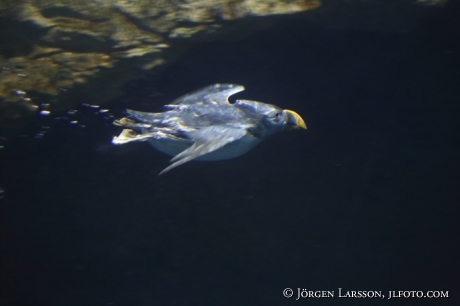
[148,134,260,161]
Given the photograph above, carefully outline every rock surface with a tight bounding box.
[0,0,449,128]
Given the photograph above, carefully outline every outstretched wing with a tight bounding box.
[159,125,246,175]
[168,84,245,107]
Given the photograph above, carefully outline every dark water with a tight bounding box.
[1,4,460,306]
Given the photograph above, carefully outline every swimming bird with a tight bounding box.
[112,84,306,174]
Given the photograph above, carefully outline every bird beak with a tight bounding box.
[285,110,307,129]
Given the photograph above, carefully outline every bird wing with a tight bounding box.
[168,84,245,107]
[159,125,246,175]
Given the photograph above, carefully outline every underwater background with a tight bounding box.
[1,2,459,306]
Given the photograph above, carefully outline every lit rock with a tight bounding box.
[0,0,451,129]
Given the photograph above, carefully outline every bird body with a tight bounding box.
[113,84,306,174]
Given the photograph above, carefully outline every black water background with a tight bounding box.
[1,5,460,306]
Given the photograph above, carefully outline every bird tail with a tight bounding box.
[112,117,153,145]
[126,109,164,123]
[113,117,151,129]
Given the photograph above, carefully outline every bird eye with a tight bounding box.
[274,112,280,118]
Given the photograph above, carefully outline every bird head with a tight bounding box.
[236,100,306,129]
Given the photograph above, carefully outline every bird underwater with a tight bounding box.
[112,84,307,174]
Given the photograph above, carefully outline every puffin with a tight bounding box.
[112,84,306,174]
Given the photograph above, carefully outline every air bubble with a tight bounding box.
[35,132,46,139]
[14,90,26,95]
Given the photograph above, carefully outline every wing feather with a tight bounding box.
[159,126,246,175]
[169,84,245,106]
